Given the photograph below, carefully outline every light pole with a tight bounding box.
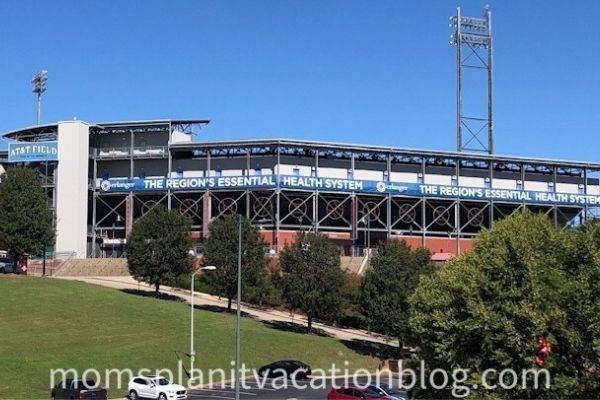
[235,214,242,400]
[189,256,216,383]
[31,70,48,125]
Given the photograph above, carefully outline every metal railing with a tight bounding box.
[27,251,77,276]
[90,146,168,159]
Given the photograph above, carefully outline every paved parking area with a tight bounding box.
[188,376,405,400]
[188,378,327,400]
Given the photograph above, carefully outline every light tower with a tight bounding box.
[31,70,48,125]
[450,6,493,154]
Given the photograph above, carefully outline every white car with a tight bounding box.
[128,376,187,400]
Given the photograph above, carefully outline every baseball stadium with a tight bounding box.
[1,118,600,263]
[1,8,600,265]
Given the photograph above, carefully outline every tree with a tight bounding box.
[0,167,55,265]
[559,221,600,396]
[127,205,193,294]
[408,211,578,398]
[202,215,268,311]
[280,231,345,333]
[360,240,432,352]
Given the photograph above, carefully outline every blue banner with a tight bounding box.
[8,141,58,163]
[97,175,600,206]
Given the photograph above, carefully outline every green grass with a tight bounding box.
[0,276,379,399]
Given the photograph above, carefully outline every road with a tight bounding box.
[187,375,408,400]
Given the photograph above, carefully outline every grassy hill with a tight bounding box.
[0,276,380,399]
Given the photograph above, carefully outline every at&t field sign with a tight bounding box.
[8,141,58,163]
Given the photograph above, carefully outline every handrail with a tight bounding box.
[90,146,168,159]
[27,251,77,276]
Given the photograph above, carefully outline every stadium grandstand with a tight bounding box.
[1,118,600,260]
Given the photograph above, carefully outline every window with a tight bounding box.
[516,180,523,190]
[134,378,147,385]
[293,168,300,176]
[72,380,96,389]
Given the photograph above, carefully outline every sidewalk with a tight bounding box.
[57,275,398,347]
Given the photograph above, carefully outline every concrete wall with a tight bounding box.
[55,121,89,258]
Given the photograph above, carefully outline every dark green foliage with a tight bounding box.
[360,240,433,351]
[340,273,365,327]
[127,205,193,294]
[0,167,55,262]
[408,211,594,398]
[560,221,600,396]
[202,215,269,311]
[280,232,346,332]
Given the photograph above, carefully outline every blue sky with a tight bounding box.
[0,1,599,161]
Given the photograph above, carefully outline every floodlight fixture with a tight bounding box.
[32,70,48,125]
[450,7,494,154]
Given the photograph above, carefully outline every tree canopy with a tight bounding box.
[280,231,345,333]
[127,205,193,294]
[408,211,600,398]
[0,167,55,262]
[360,240,432,352]
[202,215,268,311]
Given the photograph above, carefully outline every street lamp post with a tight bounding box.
[189,256,216,383]
[235,214,242,400]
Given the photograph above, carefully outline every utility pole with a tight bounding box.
[235,215,242,400]
[31,70,48,125]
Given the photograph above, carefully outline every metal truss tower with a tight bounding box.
[451,6,494,154]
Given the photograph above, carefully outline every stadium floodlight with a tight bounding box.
[450,6,494,154]
[31,70,48,125]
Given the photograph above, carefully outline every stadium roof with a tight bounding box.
[2,119,599,170]
[170,138,600,170]
[1,118,210,141]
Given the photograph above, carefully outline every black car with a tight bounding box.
[51,379,108,400]
[258,360,311,379]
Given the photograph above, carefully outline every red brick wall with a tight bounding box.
[258,229,475,255]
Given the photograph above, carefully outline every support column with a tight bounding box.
[91,152,97,258]
[202,192,211,239]
[55,121,90,259]
[276,145,281,250]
